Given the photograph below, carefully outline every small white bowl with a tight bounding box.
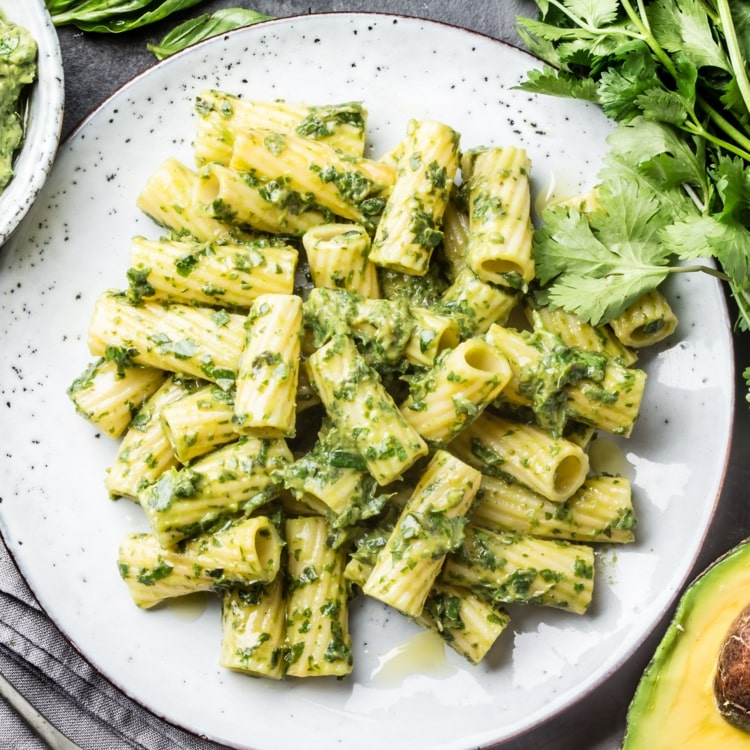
[0,0,64,246]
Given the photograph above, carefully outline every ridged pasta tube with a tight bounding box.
[400,337,512,445]
[117,516,283,609]
[105,376,196,500]
[416,582,510,665]
[363,450,482,617]
[609,289,678,348]
[305,334,428,485]
[196,164,330,236]
[442,525,595,614]
[219,580,287,679]
[234,293,303,438]
[448,411,589,503]
[284,516,353,677]
[302,223,380,298]
[139,435,292,547]
[462,145,534,290]
[67,358,166,439]
[486,323,646,438]
[136,157,244,242]
[160,384,238,464]
[471,474,636,543]
[369,119,460,275]
[404,306,461,368]
[528,305,637,366]
[88,291,246,389]
[437,267,519,337]
[229,128,394,225]
[128,235,298,308]
[193,90,367,165]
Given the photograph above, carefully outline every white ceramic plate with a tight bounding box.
[0,13,734,750]
[0,0,64,246]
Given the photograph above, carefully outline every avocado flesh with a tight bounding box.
[623,538,750,749]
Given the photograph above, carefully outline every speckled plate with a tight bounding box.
[0,13,734,750]
[0,0,64,246]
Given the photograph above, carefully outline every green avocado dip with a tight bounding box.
[0,13,38,193]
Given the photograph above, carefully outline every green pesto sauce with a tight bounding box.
[0,14,37,191]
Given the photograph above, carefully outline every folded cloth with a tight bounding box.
[0,545,227,750]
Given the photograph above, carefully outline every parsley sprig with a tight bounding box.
[516,0,750,396]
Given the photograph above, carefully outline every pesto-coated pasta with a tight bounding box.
[139,435,292,547]
[302,223,380,298]
[128,235,298,308]
[609,289,678,348]
[369,118,460,275]
[448,410,590,503]
[234,293,302,438]
[471,474,636,543]
[305,334,428,485]
[400,337,512,445]
[442,525,595,614]
[88,291,246,389]
[362,450,481,617]
[219,580,287,680]
[67,358,167,439]
[284,516,353,677]
[105,376,197,500]
[117,515,284,608]
[461,145,534,290]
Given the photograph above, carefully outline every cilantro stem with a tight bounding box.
[619,0,679,81]
[715,0,750,124]
[685,107,750,161]
[666,264,729,281]
[544,0,641,42]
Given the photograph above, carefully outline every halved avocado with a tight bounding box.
[623,538,750,748]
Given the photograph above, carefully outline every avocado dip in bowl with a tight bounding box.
[0,0,64,247]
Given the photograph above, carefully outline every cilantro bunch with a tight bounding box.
[516,0,750,394]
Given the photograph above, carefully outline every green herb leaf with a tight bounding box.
[147,8,273,59]
[46,0,205,32]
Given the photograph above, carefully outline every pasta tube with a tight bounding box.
[462,146,534,290]
[136,157,243,242]
[608,289,678,348]
[67,357,166,439]
[219,580,287,680]
[486,323,646,437]
[284,517,353,677]
[302,223,380,298]
[160,384,238,464]
[196,164,330,236]
[88,291,246,389]
[471,474,636,543]
[437,267,519,337]
[105,375,196,500]
[305,334,428,485]
[117,516,283,609]
[369,119,460,275]
[442,525,595,614]
[363,450,481,617]
[404,306,461,368]
[448,411,589,503]
[416,582,510,665]
[194,90,367,164]
[139,435,292,547]
[128,235,298,308]
[400,337,512,445]
[229,128,394,225]
[234,293,302,438]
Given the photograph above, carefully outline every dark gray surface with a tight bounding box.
[6,1,750,748]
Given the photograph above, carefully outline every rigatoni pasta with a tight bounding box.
[68,90,674,684]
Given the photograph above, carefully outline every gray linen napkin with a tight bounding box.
[0,2,534,748]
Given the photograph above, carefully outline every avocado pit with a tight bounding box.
[715,603,750,733]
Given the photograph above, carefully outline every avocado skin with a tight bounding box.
[622,538,750,749]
